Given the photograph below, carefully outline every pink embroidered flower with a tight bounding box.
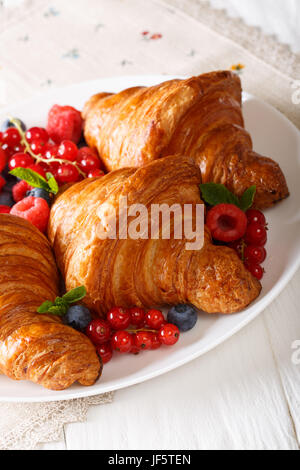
[150,33,162,40]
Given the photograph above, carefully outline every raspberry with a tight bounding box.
[206,204,248,243]
[12,180,30,202]
[11,196,50,232]
[47,105,83,144]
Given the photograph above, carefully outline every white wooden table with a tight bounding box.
[41,1,300,451]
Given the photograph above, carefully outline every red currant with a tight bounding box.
[48,162,60,180]
[159,323,180,346]
[150,333,162,350]
[0,131,3,144]
[111,331,133,353]
[129,307,146,327]
[206,204,248,243]
[246,209,266,226]
[1,144,13,158]
[77,147,101,172]
[30,139,46,155]
[9,153,34,170]
[58,140,78,162]
[107,307,131,330]
[88,169,105,178]
[145,309,165,329]
[130,345,141,355]
[244,245,267,264]
[2,128,21,147]
[245,262,264,280]
[245,223,267,246]
[25,127,49,144]
[86,319,111,345]
[133,331,153,350]
[0,148,7,172]
[12,144,25,154]
[96,342,113,364]
[57,163,80,184]
[43,143,59,159]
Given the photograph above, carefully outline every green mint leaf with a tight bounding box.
[200,183,240,207]
[48,306,66,317]
[239,186,256,211]
[62,286,87,304]
[37,300,54,314]
[10,168,50,192]
[46,172,59,195]
[54,297,69,315]
[37,287,87,317]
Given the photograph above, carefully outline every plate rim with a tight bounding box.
[0,74,299,402]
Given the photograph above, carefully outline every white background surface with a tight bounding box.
[38,0,300,451]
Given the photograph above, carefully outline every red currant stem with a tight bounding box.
[241,239,246,262]
[9,116,86,178]
[126,328,158,334]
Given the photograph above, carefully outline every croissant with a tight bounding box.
[49,155,261,316]
[83,71,289,209]
[0,214,101,390]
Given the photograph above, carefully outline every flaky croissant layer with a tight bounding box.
[0,215,101,390]
[49,155,261,316]
[83,71,289,209]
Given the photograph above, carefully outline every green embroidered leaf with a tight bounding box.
[200,183,240,207]
[37,300,54,314]
[62,286,87,304]
[239,186,256,212]
[10,168,50,191]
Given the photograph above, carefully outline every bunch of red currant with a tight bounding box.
[0,125,104,186]
[85,307,180,365]
[229,209,268,280]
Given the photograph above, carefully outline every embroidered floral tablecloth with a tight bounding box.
[0,0,299,451]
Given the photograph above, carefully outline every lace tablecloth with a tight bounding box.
[0,0,299,450]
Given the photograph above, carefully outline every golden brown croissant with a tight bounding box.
[0,214,101,390]
[83,71,289,209]
[49,155,261,316]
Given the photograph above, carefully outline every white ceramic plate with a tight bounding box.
[0,75,299,402]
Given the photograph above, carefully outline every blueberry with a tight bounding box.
[167,304,198,332]
[26,188,52,206]
[1,118,26,132]
[63,305,92,331]
[0,191,14,207]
